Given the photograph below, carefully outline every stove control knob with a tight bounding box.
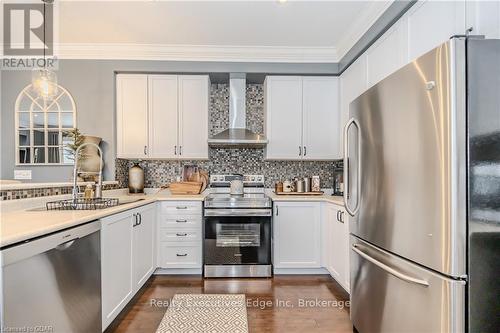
[251,177,255,181]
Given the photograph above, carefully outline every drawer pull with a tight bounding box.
[176,233,188,237]
[176,206,188,210]
[176,219,187,223]
[176,253,188,257]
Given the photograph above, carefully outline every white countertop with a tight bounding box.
[0,189,207,248]
[265,189,344,206]
[1,188,342,248]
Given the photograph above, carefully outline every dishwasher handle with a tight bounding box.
[55,238,79,251]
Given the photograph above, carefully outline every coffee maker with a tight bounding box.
[332,160,344,196]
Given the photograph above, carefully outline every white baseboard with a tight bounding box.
[273,268,330,275]
[154,268,202,275]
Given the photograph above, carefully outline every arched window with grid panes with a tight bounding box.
[15,84,76,164]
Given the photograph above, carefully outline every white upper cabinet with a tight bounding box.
[366,19,408,88]
[116,74,209,159]
[178,75,209,159]
[264,76,303,159]
[116,74,148,158]
[302,77,340,160]
[265,76,340,160]
[466,0,500,39]
[407,0,466,61]
[148,75,178,159]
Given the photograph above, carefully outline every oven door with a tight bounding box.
[204,209,271,265]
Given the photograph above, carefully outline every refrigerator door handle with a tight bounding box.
[344,118,361,216]
[352,244,429,287]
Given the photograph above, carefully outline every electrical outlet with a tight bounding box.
[14,170,32,180]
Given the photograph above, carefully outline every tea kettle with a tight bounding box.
[230,174,244,195]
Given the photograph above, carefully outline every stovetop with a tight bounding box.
[204,192,272,209]
[205,174,271,209]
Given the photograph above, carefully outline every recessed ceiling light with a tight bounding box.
[278,0,287,3]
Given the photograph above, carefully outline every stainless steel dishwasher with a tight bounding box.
[1,221,101,333]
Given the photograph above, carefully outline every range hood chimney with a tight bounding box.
[208,73,268,147]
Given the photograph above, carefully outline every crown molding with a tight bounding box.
[55,43,340,63]
[335,1,394,60]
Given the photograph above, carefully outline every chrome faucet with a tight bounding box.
[72,142,103,200]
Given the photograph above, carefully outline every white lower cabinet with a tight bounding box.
[157,201,202,269]
[101,203,156,331]
[132,205,156,290]
[273,202,321,268]
[323,202,350,292]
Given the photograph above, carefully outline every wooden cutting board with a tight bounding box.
[169,182,203,195]
[186,169,209,192]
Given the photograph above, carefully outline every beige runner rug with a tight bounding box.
[156,294,248,333]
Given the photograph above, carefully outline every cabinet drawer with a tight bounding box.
[158,243,201,268]
[161,201,202,215]
[159,216,202,229]
[159,229,200,242]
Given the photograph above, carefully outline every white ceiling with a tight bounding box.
[57,0,392,62]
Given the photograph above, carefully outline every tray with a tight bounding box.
[273,191,324,196]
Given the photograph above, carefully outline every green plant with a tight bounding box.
[63,128,85,161]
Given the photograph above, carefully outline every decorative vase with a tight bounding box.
[78,136,103,181]
[128,163,145,194]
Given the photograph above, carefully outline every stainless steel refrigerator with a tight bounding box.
[345,37,500,333]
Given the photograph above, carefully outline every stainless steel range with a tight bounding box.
[204,174,272,278]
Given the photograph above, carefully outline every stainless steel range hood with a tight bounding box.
[208,73,268,147]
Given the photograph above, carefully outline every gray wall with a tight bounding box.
[1,60,336,182]
[0,2,414,182]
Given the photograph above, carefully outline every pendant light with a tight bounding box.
[32,0,58,101]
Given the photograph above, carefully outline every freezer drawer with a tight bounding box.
[350,236,465,333]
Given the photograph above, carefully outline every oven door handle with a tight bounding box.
[204,209,272,217]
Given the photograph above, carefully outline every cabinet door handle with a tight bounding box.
[144,146,148,156]
[339,211,345,224]
[176,206,188,210]
[176,233,188,237]
[299,146,302,156]
[174,146,177,155]
[176,219,187,223]
[276,206,279,216]
[179,146,182,155]
[138,213,142,225]
[336,211,340,221]
[132,213,138,227]
[176,253,188,257]
[303,146,307,156]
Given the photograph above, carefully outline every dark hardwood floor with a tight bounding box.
[106,275,352,333]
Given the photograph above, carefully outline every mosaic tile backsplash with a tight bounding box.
[116,84,339,189]
[0,183,120,201]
